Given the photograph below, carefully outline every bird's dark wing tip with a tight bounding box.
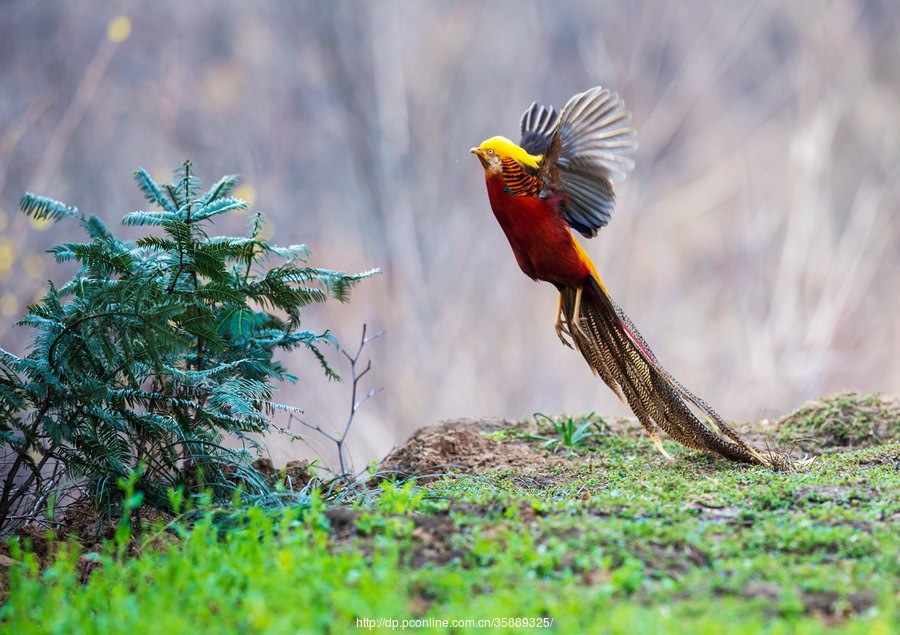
[519,102,560,156]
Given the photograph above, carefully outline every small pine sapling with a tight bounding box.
[0,161,377,533]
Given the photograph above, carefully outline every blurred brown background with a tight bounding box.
[1,1,898,471]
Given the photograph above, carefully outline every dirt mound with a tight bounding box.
[405,417,532,439]
[776,391,899,454]
[379,422,542,481]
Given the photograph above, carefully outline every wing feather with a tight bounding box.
[541,87,637,238]
[519,102,560,156]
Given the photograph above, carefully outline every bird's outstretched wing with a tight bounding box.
[519,102,560,157]
[535,87,637,238]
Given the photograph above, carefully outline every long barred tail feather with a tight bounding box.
[562,278,773,467]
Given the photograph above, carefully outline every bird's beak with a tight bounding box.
[470,147,489,168]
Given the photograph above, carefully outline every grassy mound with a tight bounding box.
[2,393,898,633]
[777,391,899,454]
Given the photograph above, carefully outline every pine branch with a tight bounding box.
[133,168,178,214]
[199,174,240,205]
[19,193,83,223]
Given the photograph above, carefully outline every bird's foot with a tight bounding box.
[555,318,575,349]
[648,431,675,462]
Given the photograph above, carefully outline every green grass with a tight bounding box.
[2,398,899,634]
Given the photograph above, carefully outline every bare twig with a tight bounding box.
[0,400,53,527]
[293,324,383,481]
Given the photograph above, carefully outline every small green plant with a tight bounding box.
[534,412,607,452]
[0,161,376,533]
[114,465,145,552]
[376,480,425,515]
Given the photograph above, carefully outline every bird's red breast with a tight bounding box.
[484,175,596,289]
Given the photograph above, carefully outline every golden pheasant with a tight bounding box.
[471,86,771,466]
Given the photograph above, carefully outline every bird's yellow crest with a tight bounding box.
[477,136,542,170]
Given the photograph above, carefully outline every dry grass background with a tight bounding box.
[1,1,898,471]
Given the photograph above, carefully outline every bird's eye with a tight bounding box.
[487,149,494,155]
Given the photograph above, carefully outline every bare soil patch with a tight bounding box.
[379,425,547,482]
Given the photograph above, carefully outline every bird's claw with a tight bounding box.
[555,320,575,349]
[648,431,675,462]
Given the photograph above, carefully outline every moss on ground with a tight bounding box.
[2,393,898,633]
[776,391,899,453]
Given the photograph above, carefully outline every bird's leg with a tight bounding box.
[571,286,591,340]
[554,293,574,349]
[647,428,674,461]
